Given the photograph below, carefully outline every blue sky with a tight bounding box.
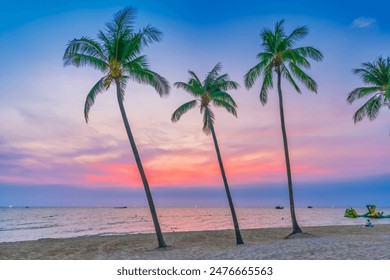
[0,0,389,207]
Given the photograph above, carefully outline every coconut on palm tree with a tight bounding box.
[347,56,390,124]
[63,7,169,248]
[244,20,323,236]
[172,63,244,244]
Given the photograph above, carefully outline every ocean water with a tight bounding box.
[1,207,390,243]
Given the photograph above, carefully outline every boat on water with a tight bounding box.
[114,206,128,209]
[275,206,284,209]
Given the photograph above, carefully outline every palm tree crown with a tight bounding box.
[244,20,323,102]
[347,56,390,123]
[63,7,169,122]
[172,63,239,132]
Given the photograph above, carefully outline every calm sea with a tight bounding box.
[1,207,390,243]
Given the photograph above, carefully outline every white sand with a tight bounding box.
[1,225,390,259]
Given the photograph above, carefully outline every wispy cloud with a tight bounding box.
[352,16,376,28]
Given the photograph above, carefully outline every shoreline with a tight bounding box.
[1,224,390,259]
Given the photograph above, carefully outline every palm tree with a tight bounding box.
[244,20,323,236]
[171,63,244,244]
[347,56,390,124]
[63,7,169,248]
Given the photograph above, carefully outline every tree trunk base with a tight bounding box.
[155,245,172,250]
[284,232,315,239]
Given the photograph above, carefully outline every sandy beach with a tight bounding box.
[1,224,390,260]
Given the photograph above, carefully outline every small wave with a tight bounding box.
[107,221,126,225]
[16,221,46,226]
[0,224,61,232]
[71,231,140,238]
[62,228,94,234]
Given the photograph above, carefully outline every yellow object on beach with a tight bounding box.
[367,211,384,218]
[344,208,359,218]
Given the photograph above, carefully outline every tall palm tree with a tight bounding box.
[63,7,169,248]
[244,20,323,236]
[172,63,244,244]
[347,56,390,124]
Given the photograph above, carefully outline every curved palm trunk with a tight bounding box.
[208,115,244,245]
[115,79,167,248]
[276,69,302,234]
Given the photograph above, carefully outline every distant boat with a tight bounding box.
[275,206,284,209]
[114,206,127,209]
[308,206,313,208]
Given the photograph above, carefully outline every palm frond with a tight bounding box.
[105,7,135,38]
[209,91,237,107]
[204,63,222,85]
[219,80,239,91]
[171,100,198,122]
[283,26,308,49]
[347,87,382,103]
[244,61,266,89]
[281,64,301,93]
[212,99,238,117]
[361,58,389,83]
[63,38,108,71]
[140,25,163,46]
[255,52,274,63]
[259,67,274,105]
[119,34,142,63]
[289,62,317,93]
[187,70,203,86]
[84,77,107,123]
[294,46,324,62]
[274,20,285,33]
[282,49,310,68]
[348,56,390,125]
[174,81,203,97]
[212,75,240,91]
[128,68,170,97]
[125,54,170,96]
[352,95,383,123]
[273,20,286,50]
[261,28,276,53]
[353,68,383,87]
[118,77,128,101]
[202,108,215,135]
[97,31,114,58]
[385,86,390,100]
[123,54,150,72]
[64,37,107,61]
[64,53,108,72]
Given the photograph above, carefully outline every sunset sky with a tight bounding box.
[0,0,389,207]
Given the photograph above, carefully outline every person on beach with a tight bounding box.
[365,219,373,227]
